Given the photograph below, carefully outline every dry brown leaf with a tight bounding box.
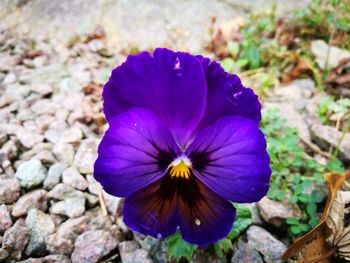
[326,190,350,260]
[206,17,244,59]
[282,172,348,262]
[327,57,350,98]
[281,58,312,84]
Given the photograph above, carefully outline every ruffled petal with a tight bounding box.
[196,56,261,130]
[123,171,236,246]
[177,175,236,246]
[94,108,181,197]
[103,48,207,148]
[186,116,271,203]
[123,174,179,239]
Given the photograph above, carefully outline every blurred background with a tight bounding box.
[1,0,310,52]
[0,0,349,262]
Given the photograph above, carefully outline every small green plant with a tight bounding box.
[166,232,197,261]
[213,204,252,257]
[294,0,350,49]
[261,109,344,236]
[318,95,350,126]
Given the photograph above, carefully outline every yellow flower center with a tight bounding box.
[169,156,192,179]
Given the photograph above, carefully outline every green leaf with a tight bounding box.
[298,194,310,203]
[290,225,301,235]
[308,217,319,228]
[241,43,260,69]
[326,158,344,173]
[227,41,240,57]
[299,224,310,232]
[227,204,252,240]
[311,190,324,203]
[306,203,317,216]
[214,239,232,257]
[286,217,299,225]
[235,58,249,68]
[289,195,298,203]
[293,184,303,195]
[221,58,235,73]
[166,232,197,261]
[275,191,286,201]
[313,172,324,183]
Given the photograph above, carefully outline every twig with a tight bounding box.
[332,126,349,158]
[300,137,333,159]
[329,112,342,155]
[98,185,108,216]
[323,0,339,82]
[99,253,119,263]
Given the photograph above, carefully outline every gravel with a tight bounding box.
[15,159,47,189]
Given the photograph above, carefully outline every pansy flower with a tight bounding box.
[94,48,271,246]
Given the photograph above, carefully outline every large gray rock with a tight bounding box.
[25,209,55,256]
[47,183,85,200]
[258,197,301,227]
[46,215,90,255]
[134,233,167,263]
[71,230,119,263]
[274,79,315,110]
[12,189,48,217]
[46,232,74,255]
[311,40,350,69]
[52,141,74,165]
[247,226,287,263]
[0,204,12,234]
[60,125,83,143]
[45,121,69,144]
[2,219,29,260]
[0,139,18,161]
[0,176,21,204]
[231,240,263,263]
[86,174,99,196]
[43,163,65,190]
[62,167,88,191]
[73,138,98,174]
[119,241,153,263]
[310,124,350,163]
[16,128,44,148]
[15,159,47,189]
[102,191,122,217]
[50,197,86,218]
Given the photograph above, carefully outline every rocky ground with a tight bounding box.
[0,1,349,263]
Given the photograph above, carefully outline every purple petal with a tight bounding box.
[123,174,179,239]
[186,116,271,203]
[195,56,261,130]
[94,108,181,197]
[123,171,236,246]
[178,176,236,247]
[103,48,207,148]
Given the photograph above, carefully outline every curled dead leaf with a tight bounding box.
[282,172,349,262]
[281,58,312,84]
[327,57,350,98]
[326,190,350,260]
[206,17,244,59]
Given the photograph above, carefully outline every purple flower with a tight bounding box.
[94,48,271,246]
